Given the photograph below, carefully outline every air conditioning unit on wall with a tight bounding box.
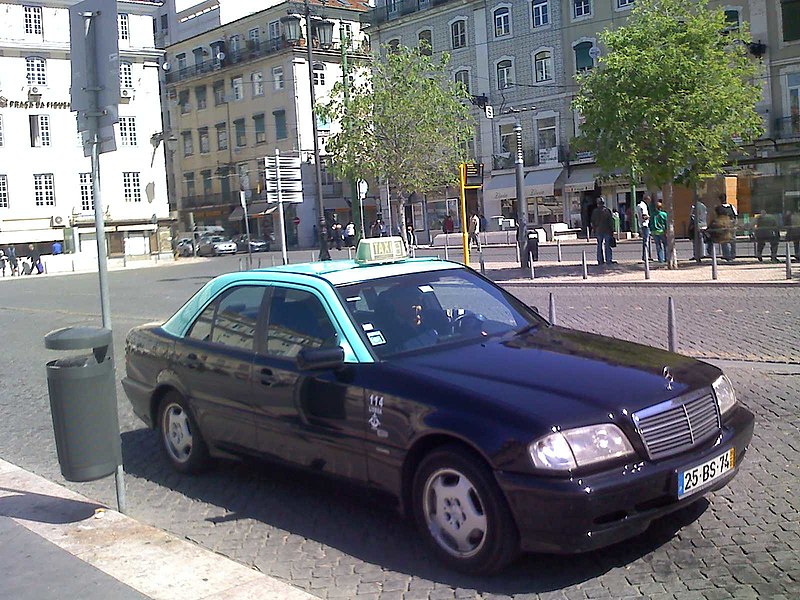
[27,85,42,96]
[50,215,68,227]
[121,88,133,98]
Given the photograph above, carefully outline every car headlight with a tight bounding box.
[529,424,635,471]
[712,375,737,416]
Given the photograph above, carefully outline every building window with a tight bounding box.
[29,115,50,147]
[252,71,264,96]
[160,14,168,32]
[534,51,552,82]
[274,110,287,140]
[182,130,193,156]
[788,74,800,134]
[118,13,129,40]
[184,172,195,197]
[418,30,432,55]
[119,116,137,146]
[499,123,517,155]
[494,7,510,38]
[248,27,260,47]
[79,172,94,212]
[201,170,212,194]
[537,117,557,162]
[272,66,285,90]
[216,123,228,150]
[268,20,280,41]
[232,76,244,101]
[496,59,513,90]
[123,172,141,202]
[199,127,210,153]
[234,118,246,147]
[313,63,325,86]
[782,0,800,41]
[387,38,400,54]
[24,5,43,35]
[179,89,190,113]
[341,22,352,43]
[724,9,740,32]
[26,57,47,86]
[176,53,187,71]
[213,80,225,105]
[0,175,8,208]
[454,69,470,94]
[119,62,133,89]
[451,20,466,49]
[531,0,549,28]
[575,41,594,72]
[574,0,591,18]
[34,173,55,206]
[254,114,266,144]
[195,85,207,109]
[617,0,634,7]
[229,35,241,55]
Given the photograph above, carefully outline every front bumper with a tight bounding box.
[496,405,755,554]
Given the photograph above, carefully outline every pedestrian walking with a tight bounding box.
[719,194,738,260]
[689,199,709,260]
[344,221,355,247]
[636,194,651,261]
[27,243,43,275]
[331,221,343,250]
[406,225,417,249]
[442,214,454,235]
[709,205,734,261]
[7,246,19,276]
[468,213,481,250]
[755,210,780,262]
[0,250,7,277]
[591,197,615,265]
[651,201,668,263]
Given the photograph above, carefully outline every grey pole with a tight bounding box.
[514,117,529,268]
[444,235,449,261]
[557,239,562,262]
[530,260,535,280]
[786,242,793,280]
[274,149,289,266]
[479,248,485,275]
[548,292,557,325]
[711,243,718,280]
[241,193,253,270]
[667,296,677,352]
[82,9,125,515]
[582,250,588,279]
[271,255,275,267]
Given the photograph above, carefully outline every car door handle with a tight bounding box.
[260,367,275,386]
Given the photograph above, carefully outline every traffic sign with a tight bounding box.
[485,105,494,119]
[293,216,301,225]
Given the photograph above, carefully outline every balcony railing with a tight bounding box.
[774,116,800,139]
[492,147,564,170]
[365,0,454,26]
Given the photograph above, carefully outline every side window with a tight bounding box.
[211,286,266,351]
[188,303,215,342]
[266,288,338,358]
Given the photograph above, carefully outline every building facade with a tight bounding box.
[0,0,170,257]
[366,0,800,241]
[163,0,373,247]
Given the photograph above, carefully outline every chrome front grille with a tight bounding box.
[633,391,721,460]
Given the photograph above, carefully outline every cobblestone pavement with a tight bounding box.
[0,261,798,599]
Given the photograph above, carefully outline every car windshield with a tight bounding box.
[209,236,225,242]
[336,268,543,358]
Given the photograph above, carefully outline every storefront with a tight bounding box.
[563,167,599,232]
[524,168,564,225]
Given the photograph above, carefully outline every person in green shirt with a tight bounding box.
[651,201,668,263]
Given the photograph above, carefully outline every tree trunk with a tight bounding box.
[397,190,408,247]
[663,182,678,269]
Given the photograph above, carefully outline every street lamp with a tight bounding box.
[282,3,334,260]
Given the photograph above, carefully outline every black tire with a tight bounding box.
[158,391,209,474]
[412,444,519,575]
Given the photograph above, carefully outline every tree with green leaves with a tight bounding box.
[572,0,763,268]
[319,44,475,244]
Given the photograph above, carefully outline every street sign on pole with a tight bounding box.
[293,216,301,225]
[485,105,494,119]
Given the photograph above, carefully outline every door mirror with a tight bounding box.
[296,346,345,371]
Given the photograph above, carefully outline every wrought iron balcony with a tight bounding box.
[491,148,542,170]
[365,0,451,26]
[774,116,800,139]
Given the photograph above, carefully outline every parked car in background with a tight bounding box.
[175,238,194,257]
[231,234,270,253]
[196,236,237,257]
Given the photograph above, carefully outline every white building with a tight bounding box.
[0,0,170,257]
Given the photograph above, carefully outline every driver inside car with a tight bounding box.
[377,285,448,353]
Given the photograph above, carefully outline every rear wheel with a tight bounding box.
[412,445,519,574]
[158,392,209,474]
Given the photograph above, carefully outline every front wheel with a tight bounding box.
[412,445,519,574]
[158,392,209,474]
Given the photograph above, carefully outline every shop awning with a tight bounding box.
[228,206,244,221]
[483,174,517,202]
[228,203,278,221]
[524,167,563,197]
[564,168,599,193]
[0,228,64,245]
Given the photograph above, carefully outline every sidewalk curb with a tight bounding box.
[0,459,315,600]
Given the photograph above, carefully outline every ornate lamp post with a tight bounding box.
[282,3,334,260]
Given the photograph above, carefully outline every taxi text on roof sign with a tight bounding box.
[356,237,407,265]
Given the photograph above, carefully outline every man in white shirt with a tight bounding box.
[636,195,652,261]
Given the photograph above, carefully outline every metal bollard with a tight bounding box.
[548,292,557,325]
[667,296,677,352]
[711,243,718,280]
[238,257,243,271]
[644,245,651,280]
[557,239,562,263]
[530,260,535,280]
[582,250,588,279]
[310,251,315,262]
[71,260,75,272]
[515,242,520,264]
[123,254,127,268]
[347,247,353,260]
[257,257,262,269]
[271,255,275,266]
[444,240,449,261]
[787,242,793,280]
[479,249,486,276]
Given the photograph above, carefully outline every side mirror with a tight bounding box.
[296,346,345,371]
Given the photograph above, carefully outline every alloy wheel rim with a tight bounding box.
[163,403,193,463]
[422,468,488,558]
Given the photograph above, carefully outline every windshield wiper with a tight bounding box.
[513,323,540,337]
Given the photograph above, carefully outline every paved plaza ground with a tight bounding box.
[0,254,797,599]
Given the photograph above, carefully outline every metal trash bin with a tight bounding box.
[527,230,539,263]
[44,326,122,482]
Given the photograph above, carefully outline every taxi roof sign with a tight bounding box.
[355,237,407,265]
